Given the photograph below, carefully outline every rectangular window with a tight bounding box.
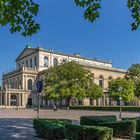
[26,60,28,67]
[34,57,37,66]
[30,59,32,68]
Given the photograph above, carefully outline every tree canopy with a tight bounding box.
[126,64,140,81]
[44,61,103,106]
[126,63,140,97]
[108,78,135,102]
[0,0,39,36]
[0,0,140,36]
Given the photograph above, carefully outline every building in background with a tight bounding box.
[0,45,126,108]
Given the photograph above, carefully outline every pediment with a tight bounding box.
[15,48,37,61]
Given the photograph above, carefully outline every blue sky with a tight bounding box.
[0,0,140,81]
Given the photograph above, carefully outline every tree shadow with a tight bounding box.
[0,118,42,140]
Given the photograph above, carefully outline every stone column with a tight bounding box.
[0,94,2,105]
[21,93,23,106]
[98,98,101,106]
[8,93,11,106]
[5,92,7,108]
[103,94,105,106]
[22,75,25,89]
[19,94,21,107]
[21,93,24,107]
[93,99,96,106]
[25,76,27,90]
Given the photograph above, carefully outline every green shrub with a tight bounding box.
[122,117,140,132]
[98,120,136,138]
[80,115,117,126]
[33,119,72,140]
[70,106,140,112]
[134,132,140,140]
[65,124,113,140]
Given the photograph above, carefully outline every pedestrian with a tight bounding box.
[53,104,57,111]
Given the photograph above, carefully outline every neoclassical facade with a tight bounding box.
[0,45,126,108]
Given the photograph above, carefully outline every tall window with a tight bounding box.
[28,79,32,90]
[18,63,21,69]
[26,60,28,67]
[30,59,32,68]
[22,61,24,66]
[9,79,12,88]
[53,58,58,66]
[34,56,37,66]
[44,56,49,67]
[99,75,104,88]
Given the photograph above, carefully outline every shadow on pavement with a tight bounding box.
[0,118,42,140]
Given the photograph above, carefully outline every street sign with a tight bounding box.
[36,80,43,119]
[36,80,43,93]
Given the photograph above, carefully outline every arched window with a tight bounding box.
[44,56,49,67]
[53,58,58,66]
[99,75,104,88]
[28,79,32,90]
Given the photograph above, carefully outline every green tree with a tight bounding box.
[135,79,140,97]
[126,64,140,81]
[86,83,103,99]
[44,61,103,107]
[0,0,39,36]
[0,0,140,36]
[108,78,135,102]
[126,63,140,97]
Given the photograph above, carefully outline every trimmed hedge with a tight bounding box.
[98,120,136,138]
[70,106,140,112]
[122,117,140,132]
[134,132,140,140]
[65,124,113,140]
[80,115,117,126]
[33,119,72,140]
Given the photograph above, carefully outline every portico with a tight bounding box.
[0,89,30,108]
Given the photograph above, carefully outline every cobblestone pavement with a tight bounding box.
[0,108,139,139]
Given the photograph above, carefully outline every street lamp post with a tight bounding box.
[119,96,122,119]
[118,86,122,120]
[37,92,40,118]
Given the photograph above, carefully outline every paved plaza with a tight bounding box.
[0,108,138,120]
[0,108,139,139]
[0,119,41,140]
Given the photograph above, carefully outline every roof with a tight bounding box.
[16,46,112,65]
[15,47,37,62]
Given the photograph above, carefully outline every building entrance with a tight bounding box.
[27,98,32,108]
[11,95,17,106]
